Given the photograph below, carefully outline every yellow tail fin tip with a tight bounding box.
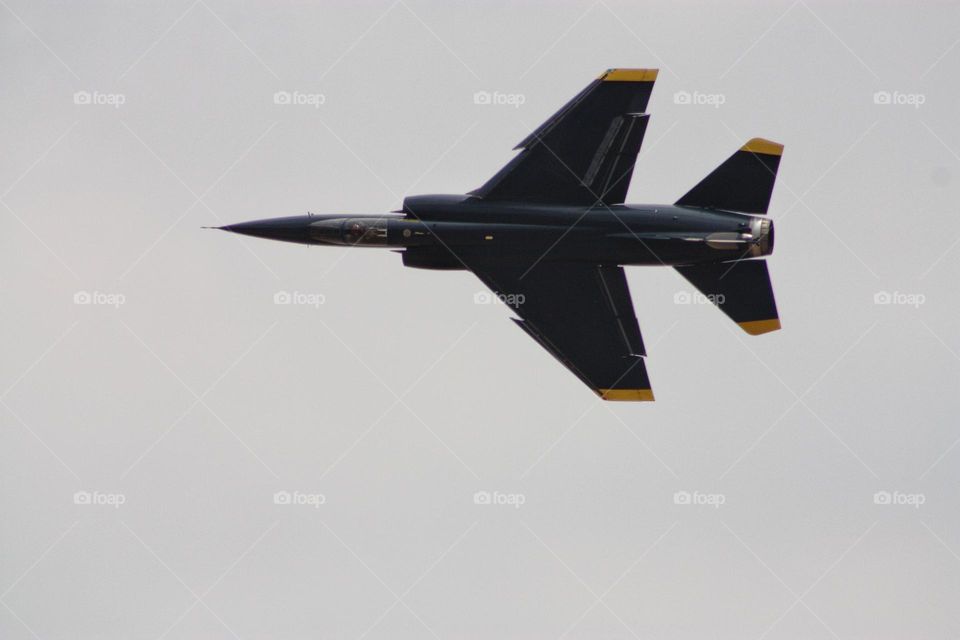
[740,138,784,156]
[739,319,781,335]
[599,388,655,401]
[599,69,659,82]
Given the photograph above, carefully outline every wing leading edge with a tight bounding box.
[469,257,654,401]
[471,69,658,206]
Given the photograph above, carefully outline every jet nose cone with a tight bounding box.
[219,216,315,245]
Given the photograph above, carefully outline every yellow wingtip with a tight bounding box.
[599,68,659,82]
[738,319,782,335]
[740,138,784,157]
[599,388,656,401]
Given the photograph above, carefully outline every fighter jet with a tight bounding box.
[218,69,781,401]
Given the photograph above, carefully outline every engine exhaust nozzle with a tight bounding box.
[748,217,774,257]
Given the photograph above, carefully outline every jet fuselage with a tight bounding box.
[223,194,774,268]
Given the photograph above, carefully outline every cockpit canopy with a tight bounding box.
[309,217,388,245]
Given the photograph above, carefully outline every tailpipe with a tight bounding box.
[748,217,774,257]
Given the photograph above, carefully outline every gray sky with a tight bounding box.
[2,0,959,638]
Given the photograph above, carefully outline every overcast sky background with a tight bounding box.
[2,1,960,638]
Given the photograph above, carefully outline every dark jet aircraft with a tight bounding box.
[218,69,782,401]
